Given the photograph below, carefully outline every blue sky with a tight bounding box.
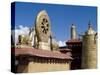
[13,2,97,42]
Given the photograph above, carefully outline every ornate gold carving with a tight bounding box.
[16,28,34,48]
[17,35,32,47]
[35,10,51,42]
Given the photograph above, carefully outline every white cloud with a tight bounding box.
[11,25,31,45]
[17,25,30,35]
[58,41,66,47]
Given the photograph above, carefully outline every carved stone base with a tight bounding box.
[38,42,50,50]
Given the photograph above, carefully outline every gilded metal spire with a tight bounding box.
[88,20,92,30]
[85,21,95,35]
